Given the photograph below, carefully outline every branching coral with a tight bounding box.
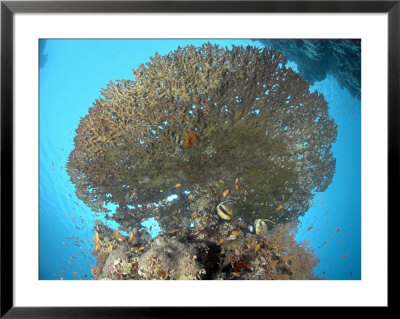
[67,43,337,225]
[220,222,320,280]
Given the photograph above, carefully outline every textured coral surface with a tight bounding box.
[67,43,336,223]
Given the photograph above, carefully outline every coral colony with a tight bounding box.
[67,43,337,280]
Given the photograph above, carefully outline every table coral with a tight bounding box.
[67,42,337,229]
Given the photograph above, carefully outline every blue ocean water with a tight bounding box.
[39,39,361,280]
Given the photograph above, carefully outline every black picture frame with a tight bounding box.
[1,0,394,317]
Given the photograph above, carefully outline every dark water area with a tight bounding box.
[39,39,360,280]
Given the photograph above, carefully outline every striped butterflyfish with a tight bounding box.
[217,200,234,220]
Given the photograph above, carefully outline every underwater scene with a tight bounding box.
[39,39,361,280]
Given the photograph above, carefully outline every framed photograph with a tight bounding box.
[1,0,393,316]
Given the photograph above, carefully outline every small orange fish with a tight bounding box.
[276,204,283,212]
[235,184,239,191]
[95,243,100,250]
[270,260,279,267]
[129,232,134,242]
[174,183,181,188]
[188,194,193,200]
[306,226,314,231]
[254,243,261,253]
[114,229,124,241]
[231,230,242,236]
[222,189,229,198]
[108,244,113,253]
[95,232,99,242]
[217,238,224,246]
[159,189,163,193]
[138,246,145,251]
[170,228,179,234]
[335,228,341,232]
[155,216,160,220]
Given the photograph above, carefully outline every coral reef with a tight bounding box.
[91,219,320,280]
[219,222,320,279]
[67,43,338,280]
[255,39,361,99]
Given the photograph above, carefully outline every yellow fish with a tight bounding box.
[95,232,99,243]
[216,201,234,220]
[108,244,113,253]
[231,230,242,236]
[138,246,145,251]
[276,204,283,212]
[129,232,134,242]
[217,238,224,246]
[222,189,229,198]
[114,229,124,242]
[270,259,279,267]
[254,219,268,236]
[174,183,181,188]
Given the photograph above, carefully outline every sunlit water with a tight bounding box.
[39,39,360,280]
